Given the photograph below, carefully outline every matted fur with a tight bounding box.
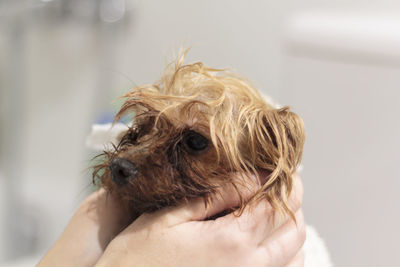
[93,53,305,221]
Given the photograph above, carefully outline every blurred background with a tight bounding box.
[1,0,399,266]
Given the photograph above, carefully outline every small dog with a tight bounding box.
[92,54,305,221]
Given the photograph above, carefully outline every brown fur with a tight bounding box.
[92,53,305,221]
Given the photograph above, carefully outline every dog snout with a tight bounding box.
[109,158,138,185]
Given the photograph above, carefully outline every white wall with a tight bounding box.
[281,6,400,267]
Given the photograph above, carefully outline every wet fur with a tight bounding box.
[93,53,305,221]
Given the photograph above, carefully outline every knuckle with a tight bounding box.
[290,173,304,210]
[295,211,306,245]
[298,223,306,246]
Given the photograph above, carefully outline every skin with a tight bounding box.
[38,173,305,267]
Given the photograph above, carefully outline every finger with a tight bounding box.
[142,172,302,228]
[217,173,303,238]
[284,250,305,267]
[289,173,303,214]
[258,210,306,267]
[141,172,258,227]
[78,189,132,248]
[38,189,130,267]
[217,172,303,228]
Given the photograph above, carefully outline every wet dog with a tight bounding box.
[92,54,305,221]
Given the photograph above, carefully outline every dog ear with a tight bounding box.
[269,107,305,172]
[248,106,305,172]
[245,106,305,215]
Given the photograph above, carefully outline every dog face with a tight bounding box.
[93,58,305,218]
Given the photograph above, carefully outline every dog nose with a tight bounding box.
[109,158,138,185]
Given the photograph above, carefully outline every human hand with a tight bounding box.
[95,173,305,267]
[37,173,304,267]
[37,188,131,267]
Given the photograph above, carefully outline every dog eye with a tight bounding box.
[129,128,139,143]
[185,132,209,151]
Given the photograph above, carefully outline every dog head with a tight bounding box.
[93,56,305,218]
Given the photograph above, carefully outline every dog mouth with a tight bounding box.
[107,157,182,213]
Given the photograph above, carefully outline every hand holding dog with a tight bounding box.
[38,173,304,267]
[95,173,305,267]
